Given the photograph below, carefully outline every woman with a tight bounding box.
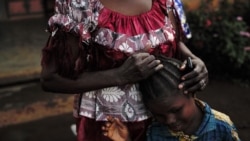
[41,0,208,140]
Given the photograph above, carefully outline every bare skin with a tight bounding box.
[177,42,208,94]
[99,0,152,16]
[41,0,208,94]
[102,116,130,141]
[41,31,163,93]
[41,34,208,94]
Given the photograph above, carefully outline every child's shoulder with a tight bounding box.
[197,100,235,130]
[210,109,241,141]
[196,99,234,127]
[211,109,234,126]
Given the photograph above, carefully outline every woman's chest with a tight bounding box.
[99,0,153,16]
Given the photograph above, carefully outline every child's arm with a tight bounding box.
[102,116,131,141]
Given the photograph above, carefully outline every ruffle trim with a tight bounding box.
[92,26,176,54]
[47,13,93,45]
[46,0,100,44]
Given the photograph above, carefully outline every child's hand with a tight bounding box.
[102,116,130,141]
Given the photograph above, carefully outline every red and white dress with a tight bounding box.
[42,0,189,140]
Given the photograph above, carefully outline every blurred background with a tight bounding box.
[0,0,249,141]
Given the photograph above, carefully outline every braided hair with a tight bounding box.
[139,55,184,104]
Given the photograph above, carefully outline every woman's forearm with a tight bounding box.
[41,68,123,94]
[41,52,162,94]
[177,41,198,61]
[41,32,127,94]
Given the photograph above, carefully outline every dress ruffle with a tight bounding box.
[47,0,96,44]
[98,0,165,36]
[42,0,190,121]
[47,0,190,45]
[93,0,177,55]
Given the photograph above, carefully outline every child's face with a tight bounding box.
[147,93,199,133]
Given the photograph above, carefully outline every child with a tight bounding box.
[102,56,241,141]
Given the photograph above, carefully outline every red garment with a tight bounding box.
[42,0,182,140]
[43,0,178,75]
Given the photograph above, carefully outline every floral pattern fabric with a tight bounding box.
[48,0,190,122]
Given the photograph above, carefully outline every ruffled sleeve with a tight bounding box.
[158,0,191,40]
[47,0,96,43]
[42,0,97,78]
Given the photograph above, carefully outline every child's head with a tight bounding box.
[139,56,201,133]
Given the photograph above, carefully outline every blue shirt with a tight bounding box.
[147,100,241,141]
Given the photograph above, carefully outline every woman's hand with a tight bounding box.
[178,57,208,94]
[116,52,163,85]
[102,116,130,141]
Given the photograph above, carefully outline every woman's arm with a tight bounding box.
[168,1,209,94]
[41,33,163,94]
[41,59,125,93]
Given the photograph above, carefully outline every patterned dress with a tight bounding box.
[45,0,190,122]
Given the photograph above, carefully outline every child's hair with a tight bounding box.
[139,55,184,103]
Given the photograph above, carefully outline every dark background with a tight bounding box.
[0,0,249,140]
